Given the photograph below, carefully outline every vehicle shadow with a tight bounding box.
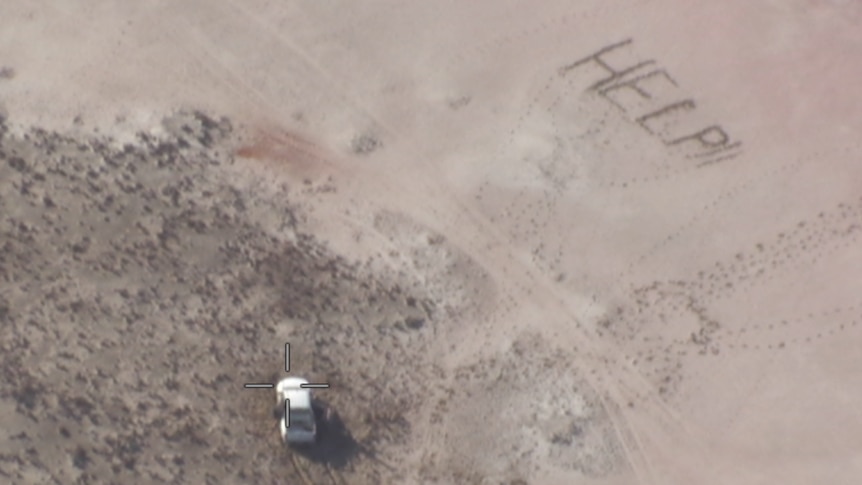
[291,397,360,469]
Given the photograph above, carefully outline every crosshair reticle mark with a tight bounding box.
[284,399,290,428]
[244,383,275,389]
[242,342,331,404]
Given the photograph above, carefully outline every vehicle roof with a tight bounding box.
[277,377,309,390]
[277,377,312,410]
[284,389,312,410]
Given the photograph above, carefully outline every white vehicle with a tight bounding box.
[276,377,316,445]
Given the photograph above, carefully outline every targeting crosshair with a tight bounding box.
[243,343,330,445]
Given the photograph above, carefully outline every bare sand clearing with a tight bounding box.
[1,1,861,483]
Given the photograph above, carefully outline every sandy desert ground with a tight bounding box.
[1,1,861,484]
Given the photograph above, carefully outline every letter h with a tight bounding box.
[559,39,655,91]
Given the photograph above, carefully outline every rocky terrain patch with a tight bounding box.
[0,111,448,484]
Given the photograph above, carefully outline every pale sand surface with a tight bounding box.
[1,1,861,484]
